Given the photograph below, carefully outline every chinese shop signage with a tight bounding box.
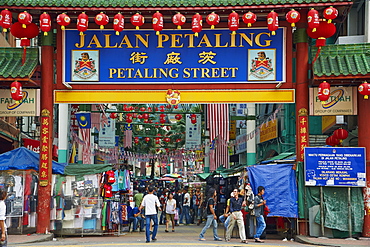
[39,109,51,186]
[298,108,309,160]
[304,147,366,187]
[64,28,285,84]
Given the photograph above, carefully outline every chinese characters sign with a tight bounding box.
[298,108,309,160]
[304,147,366,187]
[64,28,285,84]
[39,109,51,186]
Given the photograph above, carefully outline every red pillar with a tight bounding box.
[37,35,54,234]
[295,28,309,162]
[358,95,370,237]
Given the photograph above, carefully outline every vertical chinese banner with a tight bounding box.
[39,109,51,186]
[298,108,309,160]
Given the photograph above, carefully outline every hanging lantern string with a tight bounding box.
[311,47,321,64]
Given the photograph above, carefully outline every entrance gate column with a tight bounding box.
[37,33,54,234]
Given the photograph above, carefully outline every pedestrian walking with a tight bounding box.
[225,188,247,243]
[165,192,176,232]
[179,186,191,225]
[192,186,203,225]
[159,188,168,225]
[199,188,222,241]
[254,186,267,243]
[0,189,7,247]
[173,189,182,226]
[139,186,161,243]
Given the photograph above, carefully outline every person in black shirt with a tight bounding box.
[254,186,266,243]
[198,188,222,241]
[225,188,247,243]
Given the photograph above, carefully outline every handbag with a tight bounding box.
[174,209,179,220]
[264,205,270,216]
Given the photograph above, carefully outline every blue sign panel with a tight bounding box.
[304,147,366,187]
[64,28,285,84]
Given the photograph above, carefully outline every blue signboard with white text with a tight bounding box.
[304,147,366,187]
[63,28,285,84]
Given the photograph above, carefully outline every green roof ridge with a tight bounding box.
[0,48,38,79]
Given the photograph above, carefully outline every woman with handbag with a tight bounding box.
[165,192,176,232]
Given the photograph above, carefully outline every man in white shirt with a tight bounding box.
[139,186,161,243]
[179,186,191,225]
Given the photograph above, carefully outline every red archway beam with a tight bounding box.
[2,2,352,12]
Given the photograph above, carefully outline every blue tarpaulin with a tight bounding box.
[247,163,298,218]
[0,147,67,174]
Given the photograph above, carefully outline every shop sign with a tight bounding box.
[64,28,286,84]
[235,133,247,154]
[0,89,39,116]
[98,114,116,147]
[298,113,309,160]
[309,87,357,115]
[185,114,201,148]
[259,119,277,143]
[304,147,366,187]
[229,120,236,140]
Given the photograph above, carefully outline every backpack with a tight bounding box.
[246,193,255,215]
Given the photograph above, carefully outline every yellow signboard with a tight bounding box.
[259,119,278,143]
[230,120,236,140]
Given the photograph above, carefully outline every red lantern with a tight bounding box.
[10,22,39,64]
[228,11,239,35]
[152,11,163,35]
[109,112,118,119]
[307,21,336,48]
[18,11,32,29]
[144,137,150,143]
[134,137,139,144]
[317,81,330,104]
[307,8,320,32]
[77,12,89,36]
[358,81,370,99]
[10,81,23,101]
[39,12,51,36]
[172,13,186,29]
[323,6,338,23]
[140,107,146,112]
[176,138,181,143]
[1,9,12,32]
[95,12,109,29]
[57,13,71,30]
[242,11,256,27]
[192,13,202,37]
[206,12,220,29]
[164,137,170,143]
[325,136,332,146]
[175,114,182,121]
[333,128,348,144]
[126,113,133,123]
[113,13,124,35]
[190,114,197,124]
[142,113,149,119]
[267,11,279,35]
[131,13,144,30]
[286,9,300,28]
[329,136,340,146]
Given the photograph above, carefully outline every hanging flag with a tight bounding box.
[69,142,77,163]
[75,112,91,128]
[124,124,132,148]
[80,128,92,164]
[207,104,230,170]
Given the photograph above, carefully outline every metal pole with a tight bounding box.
[348,187,352,238]
[320,186,324,237]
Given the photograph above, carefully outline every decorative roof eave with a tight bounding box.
[2,1,353,12]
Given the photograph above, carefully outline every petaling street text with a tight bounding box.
[75,32,273,49]
[108,67,239,79]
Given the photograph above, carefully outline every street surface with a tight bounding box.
[12,224,322,247]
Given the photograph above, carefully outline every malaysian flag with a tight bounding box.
[80,128,92,164]
[124,124,132,148]
[97,104,109,127]
[207,104,229,170]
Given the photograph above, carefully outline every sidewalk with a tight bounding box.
[8,233,54,245]
[295,235,370,247]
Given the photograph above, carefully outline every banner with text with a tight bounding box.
[304,147,366,187]
[0,89,39,116]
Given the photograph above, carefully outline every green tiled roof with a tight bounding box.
[0,0,350,8]
[312,43,370,77]
[0,48,38,78]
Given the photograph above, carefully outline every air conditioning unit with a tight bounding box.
[336,35,365,44]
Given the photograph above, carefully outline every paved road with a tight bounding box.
[12,224,321,247]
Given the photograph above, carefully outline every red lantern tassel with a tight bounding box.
[20,38,30,65]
